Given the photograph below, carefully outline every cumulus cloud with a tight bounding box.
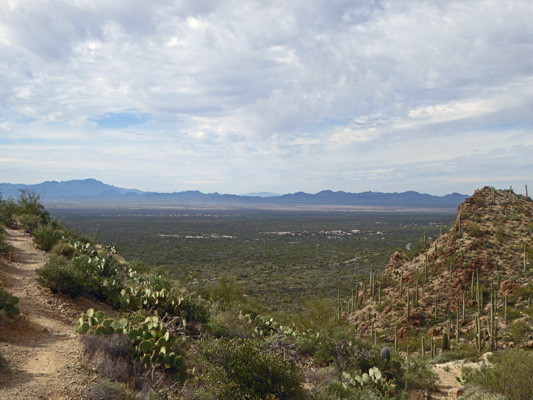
[0,0,532,194]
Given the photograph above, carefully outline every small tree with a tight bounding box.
[0,194,17,228]
[17,189,49,222]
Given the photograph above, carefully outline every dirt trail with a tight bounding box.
[430,361,465,399]
[0,229,94,400]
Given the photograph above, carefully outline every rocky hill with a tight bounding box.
[350,186,533,351]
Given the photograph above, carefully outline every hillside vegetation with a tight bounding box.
[1,187,532,399]
[351,187,532,349]
[55,209,453,316]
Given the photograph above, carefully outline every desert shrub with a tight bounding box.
[208,277,248,308]
[36,255,83,298]
[0,351,8,372]
[199,337,305,400]
[206,309,255,339]
[310,380,354,399]
[181,295,210,324]
[19,214,41,233]
[494,225,505,243]
[462,350,533,400]
[82,333,133,360]
[0,282,19,316]
[33,224,62,251]
[473,196,486,207]
[305,335,337,366]
[406,238,426,259]
[467,223,482,238]
[293,297,338,332]
[514,284,533,300]
[81,334,145,386]
[502,320,530,343]
[88,380,135,400]
[433,344,479,363]
[51,241,77,259]
[335,340,375,372]
[16,189,49,222]
[0,231,8,254]
[378,274,396,290]
[459,386,506,399]
[310,380,390,400]
[401,357,437,392]
[39,255,124,305]
[376,299,390,313]
[0,196,17,228]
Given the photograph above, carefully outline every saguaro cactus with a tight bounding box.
[504,294,508,325]
[425,254,428,281]
[381,346,391,365]
[524,242,527,271]
[442,332,449,351]
[456,312,460,345]
[406,284,410,322]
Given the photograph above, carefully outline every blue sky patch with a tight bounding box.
[89,112,151,129]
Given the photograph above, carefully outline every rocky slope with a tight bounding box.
[350,186,533,350]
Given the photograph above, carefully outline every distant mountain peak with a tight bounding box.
[0,179,468,210]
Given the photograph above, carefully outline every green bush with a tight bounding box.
[335,340,375,372]
[462,350,533,400]
[36,255,83,298]
[19,214,41,233]
[0,282,19,315]
[33,224,62,251]
[310,380,390,399]
[37,252,123,304]
[51,241,77,259]
[0,195,17,228]
[502,320,530,343]
[74,256,123,305]
[467,223,482,238]
[401,357,437,392]
[406,238,426,259]
[495,225,505,243]
[16,189,49,222]
[200,337,305,400]
[514,284,533,300]
[209,276,248,307]
[88,380,135,400]
[460,386,506,399]
[0,351,8,372]
[0,231,8,254]
[432,345,480,363]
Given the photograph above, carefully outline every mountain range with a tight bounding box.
[0,179,467,210]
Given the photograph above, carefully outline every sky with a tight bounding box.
[1,0,532,196]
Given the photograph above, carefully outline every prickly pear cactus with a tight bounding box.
[74,309,187,375]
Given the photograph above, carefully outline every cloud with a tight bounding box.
[0,0,532,194]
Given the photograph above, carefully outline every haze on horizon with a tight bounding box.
[1,1,532,197]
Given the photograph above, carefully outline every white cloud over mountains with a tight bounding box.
[1,0,532,195]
